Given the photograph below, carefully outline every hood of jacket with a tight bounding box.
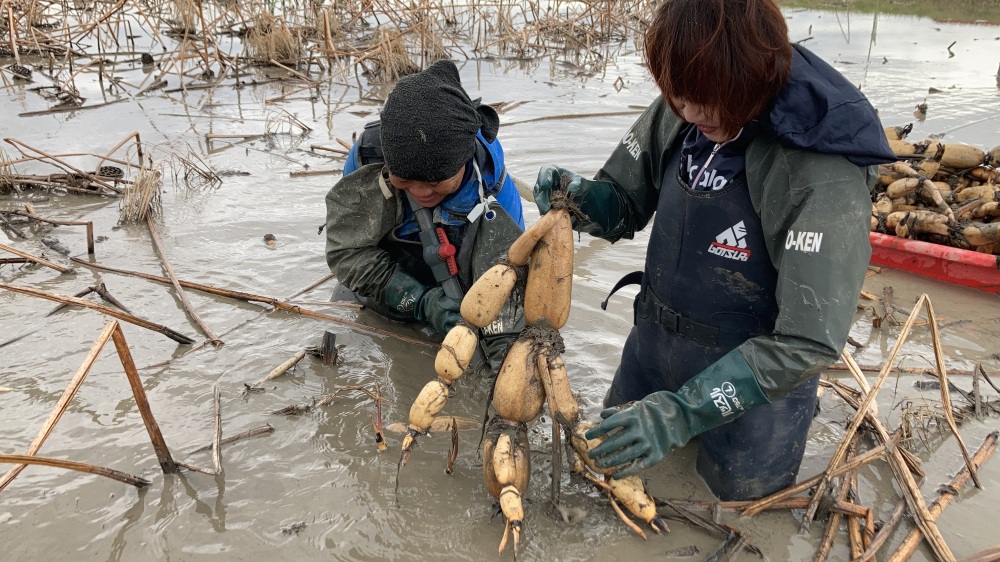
[766,44,896,167]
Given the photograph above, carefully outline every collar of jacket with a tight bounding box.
[395,133,502,238]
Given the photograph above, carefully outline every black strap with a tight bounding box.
[653,306,720,347]
[601,270,643,310]
[357,120,384,165]
[639,287,762,348]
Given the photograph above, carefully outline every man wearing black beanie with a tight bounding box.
[324,60,526,374]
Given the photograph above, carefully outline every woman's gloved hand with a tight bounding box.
[414,286,462,335]
[533,165,624,237]
[585,348,771,478]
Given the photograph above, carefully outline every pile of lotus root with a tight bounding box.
[873,124,1000,254]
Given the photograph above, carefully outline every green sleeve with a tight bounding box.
[593,96,686,243]
[740,146,873,399]
[324,165,402,302]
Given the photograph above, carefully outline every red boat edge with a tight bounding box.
[869,232,1000,294]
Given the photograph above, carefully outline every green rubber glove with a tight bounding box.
[382,270,429,318]
[586,348,770,478]
[383,270,461,334]
[414,286,462,335]
[533,165,625,238]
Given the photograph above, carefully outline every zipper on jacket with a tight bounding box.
[689,127,744,190]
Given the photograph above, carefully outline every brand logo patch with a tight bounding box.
[707,221,751,261]
[710,386,734,417]
[397,294,417,313]
[622,129,642,160]
[785,230,824,253]
[710,382,745,417]
[686,155,730,190]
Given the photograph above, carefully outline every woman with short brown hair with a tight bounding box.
[646,0,792,138]
[532,0,896,500]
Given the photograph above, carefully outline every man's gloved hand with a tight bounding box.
[383,270,461,334]
[586,348,771,478]
[383,270,428,316]
[414,286,462,335]
[533,165,624,238]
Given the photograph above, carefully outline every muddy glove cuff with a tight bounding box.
[585,348,770,478]
[414,286,462,335]
[533,165,625,238]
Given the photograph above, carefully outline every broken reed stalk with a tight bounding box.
[0,176,121,196]
[289,168,341,177]
[0,215,25,240]
[823,379,924,477]
[847,469,867,558]
[974,364,983,419]
[502,110,645,127]
[856,495,913,562]
[69,258,434,347]
[813,435,858,562]
[269,58,315,84]
[212,384,223,475]
[0,242,74,273]
[121,163,221,346]
[372,381,386,452]
[445,421,459,474]
[2,138,121,194]
[172,460,215,475]
[659,500,763,557]
[4,209,95,255]
[740,434,898,516]
[885,431,998,562]
[283,299,362,308]
[255,349,307,386]
[924,297,981,488]
[310,144,350,156]
[0,454,150,488]
[18,99,131,119]
[0,321,180,494]
[139,273,336,369]
[96,131,144,174]
[0,321,117,493]
[667,496,873,519]
[0,283,195,344]
[266,82,320,105]
[842,351,878,416]
[187,424,274,455]
[5,4,18,65]
[110,322,179,473]
[146,214,222,346]
[801,294,956,562]
[91,282,133,315]
[711,533,750,562]
[315,385,381,408]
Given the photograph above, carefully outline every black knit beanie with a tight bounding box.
[380,59,500,182]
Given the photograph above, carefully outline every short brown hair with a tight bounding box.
[645,0,792,135]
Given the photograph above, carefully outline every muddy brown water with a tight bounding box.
[2,8,1000,562]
